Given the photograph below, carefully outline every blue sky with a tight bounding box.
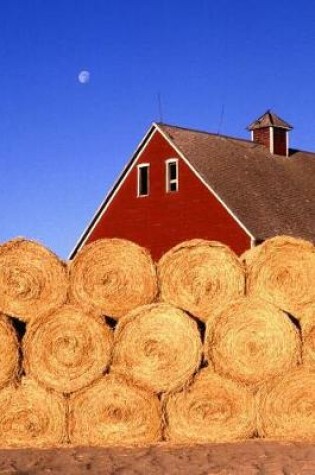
[1,0,315,258]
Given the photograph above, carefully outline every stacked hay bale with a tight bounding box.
[68,375,162,445]
[157,239,245,323]
[240,236,315,442]
[68,238,158,319]
[67,238,163,445]
[23,305,114,394]
[204,298,301,389]
[164,368,256,443]
[0,379,67,448]
[0,238,69,447]
[0,235,313,447]
[0,238,69,322]
[0,237,163,447]
[257,367,315,442]
[111,303,202,393]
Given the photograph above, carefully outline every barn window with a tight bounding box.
[137,164,149,197]
[166,159,179,192]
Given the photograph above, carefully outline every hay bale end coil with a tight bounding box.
[68,374,162,445]
[244,236,315,317]
[257,367,315,442]
[158,239,245,323]
[205,297,301,387]
[23,305,114,394]
[111,303,202,393]
[164,368,256,443]
[0,378,67,447]
[69,238,158,320]
[0,238,69,322]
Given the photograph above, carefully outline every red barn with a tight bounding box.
[70,111,315,260]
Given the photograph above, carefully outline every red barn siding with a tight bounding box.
[253,128,270,149]
[273,128,287,156]
[85,130,251,260]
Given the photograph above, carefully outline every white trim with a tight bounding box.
[68,126,157,258]
[250,237,256,248]
[165,158,179,192]
[269,127,274,154]
[250,130,254,142]
[155,123,255,240]
[137,163,150,197]
[286,130,289,157]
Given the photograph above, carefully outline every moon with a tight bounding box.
[78,70,90,84]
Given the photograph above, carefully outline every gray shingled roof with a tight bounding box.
[247,110,293,130]
[158,123,315,242]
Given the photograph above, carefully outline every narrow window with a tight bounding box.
[137,164,149,197]
[166,159,179,192]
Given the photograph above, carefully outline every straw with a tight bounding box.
[299,303,315,368]
[257,367,315,442]
[205,297,301,388]
[164,368,256,443]
[158,239,245,322]
[0,378,67,447]
[0,238,69,322]
[0,313,19,389]
[111,303,202,393]
[68,374,162,445]
[23,304,114,393]
[69,238,158,319]
[244,236,315,317]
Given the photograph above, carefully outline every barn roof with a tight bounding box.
[157,123,315,243]
[246,110,293,130]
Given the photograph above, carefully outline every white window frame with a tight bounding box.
[165,158,179,193]
[137,163,150,197]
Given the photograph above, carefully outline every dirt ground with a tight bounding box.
[0,441,314,475]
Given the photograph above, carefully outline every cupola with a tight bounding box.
[247,110,293,157]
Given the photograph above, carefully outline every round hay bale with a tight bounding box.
[111,303,202,393]
[23,305,113,394]
[299,303,315,368]
[257,367,315,441]
[68,374,162,445]
[0,238,69,322]
[239,245,260,265]
[0,378,67,447]
[157,239,245,323]
[69,238,158,320]
[244,236,315,317]
[0,314,19,389]
[164,368,256,443]
[205,298,301,387]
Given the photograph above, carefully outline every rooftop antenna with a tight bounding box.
[217,104,225,134]
[157,92,164,122]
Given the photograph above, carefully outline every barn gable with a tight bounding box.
[70,115,315,260]
[70,124,157,257]
[69,124,253,259]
